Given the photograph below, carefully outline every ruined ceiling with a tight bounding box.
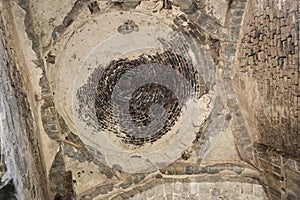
[0,0,299,200]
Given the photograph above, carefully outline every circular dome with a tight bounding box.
[51,11,216,172]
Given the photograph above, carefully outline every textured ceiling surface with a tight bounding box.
[0,0,299,200]
[49,12,218,173]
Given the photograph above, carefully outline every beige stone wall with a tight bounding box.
[233,0,300,199]
[0,15,49,200]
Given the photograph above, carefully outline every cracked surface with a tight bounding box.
[2,0,298,199]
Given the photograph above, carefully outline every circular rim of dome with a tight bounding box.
[49,11,217,173]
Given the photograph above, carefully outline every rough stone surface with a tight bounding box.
[233,0,300,199]
[0,0,298,199]
[234,0,299,157]
[112,178,267,200]
[0,14,49,200]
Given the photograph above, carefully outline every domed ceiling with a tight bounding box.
[0,0,272,199]
[50,4,216,173]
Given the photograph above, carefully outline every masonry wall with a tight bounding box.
[0,27,49,199]
[233,0,300,199]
